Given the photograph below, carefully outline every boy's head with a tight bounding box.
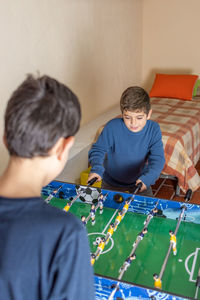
[120,86,152,133]
[120,86,151,114]
[4,75,81,158]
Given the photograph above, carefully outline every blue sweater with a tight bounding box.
[89,118,165,188]
[0,196,95,300]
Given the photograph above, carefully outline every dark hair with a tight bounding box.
[5,75,81,158]
[120,86,151,114]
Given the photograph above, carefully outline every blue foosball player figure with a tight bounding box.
[119,253,136,273]
[137,227,148,241]
[90,204,96,225]
[144,207,158,225]
[98,194,104,214]
[81,215,87,226]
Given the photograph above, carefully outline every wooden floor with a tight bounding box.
[152,160,200,205]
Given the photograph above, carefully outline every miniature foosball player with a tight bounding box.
[122,200,130,218]
[137,227,148,241]
[90,253,96,266]
[169,230,177,256]
[114,211,123,231]
[153,273,162,289]
[105,223,115,244]
[95,237,106,260]
[63,201,71,212]
[98,194,104,214]
[90,204,96,226]
[119,253,136,273]
[81,215,87,226]
[144,207,158,226]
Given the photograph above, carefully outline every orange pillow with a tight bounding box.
[149,74,198,100]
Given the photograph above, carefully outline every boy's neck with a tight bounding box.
[0,156,53,198]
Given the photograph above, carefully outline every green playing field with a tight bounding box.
[49,197,200,299]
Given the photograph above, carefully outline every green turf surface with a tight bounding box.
[49,197,200,299]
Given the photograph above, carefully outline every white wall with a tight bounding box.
[142,0,200,91]
[0,0,142,175]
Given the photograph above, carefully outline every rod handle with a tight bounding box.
[133,182,143,194]
[185,189,192,202]
[88,177,98,186]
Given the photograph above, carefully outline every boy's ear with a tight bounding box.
[147,109,152,120]
[53,136,75,161]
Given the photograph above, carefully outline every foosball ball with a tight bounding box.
[42,180,200,300]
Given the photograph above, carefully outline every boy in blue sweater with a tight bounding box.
[88,86,165,196]
[0,75,95,300]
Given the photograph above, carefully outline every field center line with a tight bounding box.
[102,209,118,234]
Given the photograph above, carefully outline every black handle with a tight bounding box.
[185,189,192,202]
[132,182,143,194]
[88,177,98,186]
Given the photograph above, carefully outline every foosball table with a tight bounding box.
[42,180,200,300]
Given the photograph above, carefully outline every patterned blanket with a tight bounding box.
[93,97,200,193]
[151,97,200,192]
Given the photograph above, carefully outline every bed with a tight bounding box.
[150,96,200,193]
[92,74,200,194]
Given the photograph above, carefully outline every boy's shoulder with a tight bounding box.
[148,119,160,127]
[147,119,161,131]
[39,199,83,231]
[11,196,84,235]
[106,117,123,128]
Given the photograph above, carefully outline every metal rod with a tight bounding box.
[45,185,63,203]
[108,282,120,300]
[194,266,200,299]
[109,200,159,300]
[159,205,186,280]
[159,244,173,279]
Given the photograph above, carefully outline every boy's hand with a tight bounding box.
[136,179,147,192]
[87,173,102,184]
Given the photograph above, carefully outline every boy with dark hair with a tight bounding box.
[88,86,165,196]
[0,75,95,300]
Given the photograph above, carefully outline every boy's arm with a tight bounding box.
[88,124,112,179]
[48,224,95,300]
[139,124,165,188]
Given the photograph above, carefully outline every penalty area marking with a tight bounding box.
[88,209,118,255]
[185,248,200,282]
[88,232,114,254]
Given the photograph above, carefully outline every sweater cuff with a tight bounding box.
[139,175,152,189]
[90,165,104,178]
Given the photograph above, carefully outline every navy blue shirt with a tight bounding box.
[0,196,95,300]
